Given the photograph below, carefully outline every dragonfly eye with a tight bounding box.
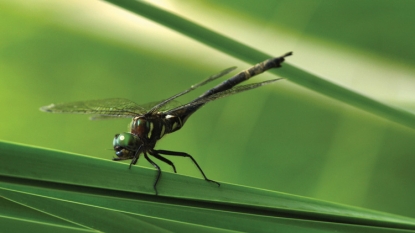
[113,133,140,159]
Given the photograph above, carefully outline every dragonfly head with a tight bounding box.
[112,133,141,160]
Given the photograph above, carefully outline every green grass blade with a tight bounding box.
[0,216,95,233]
[2,184,413,233]
[101,0,415,129]
[1,141,415,232]
[1,192,178,233]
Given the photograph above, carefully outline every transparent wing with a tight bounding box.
[40,98,148,118]
[147,66,236,114]
[165,79,283,115]
[88,99,183,120]
[139,99,181,112]
[41,67,236,120]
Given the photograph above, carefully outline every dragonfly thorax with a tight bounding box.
[129,114,184,143]
[130,116,164,142]
[130,116,150,137]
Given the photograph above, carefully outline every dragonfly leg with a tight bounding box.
[129,150,141,169]
[155,149,220,187]
[144,152,161,195]
[149,150,177,173]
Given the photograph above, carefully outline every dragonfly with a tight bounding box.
[40,52,292,195]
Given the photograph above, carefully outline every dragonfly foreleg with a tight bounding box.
[129,150,141,169]
[155,149,220,187]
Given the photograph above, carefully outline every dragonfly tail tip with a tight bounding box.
[39,104,55,112]
[283,51,293,57]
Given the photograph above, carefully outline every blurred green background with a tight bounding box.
[1,0,415,219]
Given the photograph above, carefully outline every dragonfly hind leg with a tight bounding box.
[155,149,220,187]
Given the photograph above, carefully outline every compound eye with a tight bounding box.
[113,133,138,148]
[112,133,140,159]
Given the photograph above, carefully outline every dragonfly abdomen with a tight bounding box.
[196,53,291,101]
[163,114,184,134]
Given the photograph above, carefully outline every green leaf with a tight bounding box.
[1,141,415,232]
